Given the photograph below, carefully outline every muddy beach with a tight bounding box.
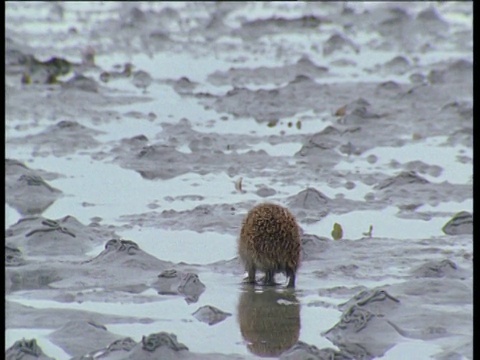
[5,2,472,360]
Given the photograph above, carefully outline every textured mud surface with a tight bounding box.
[5,2,472,360]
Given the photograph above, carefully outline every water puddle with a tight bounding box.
[304,207,453,240]
[118,228,237,265]
[335,136,472,185]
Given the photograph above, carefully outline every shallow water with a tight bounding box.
[5,2,472,360]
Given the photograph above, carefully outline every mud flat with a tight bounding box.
[5,2,472,359]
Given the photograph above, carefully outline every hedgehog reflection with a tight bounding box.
[237,287,300,357]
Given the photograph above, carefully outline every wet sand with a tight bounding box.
[5,2,472,360]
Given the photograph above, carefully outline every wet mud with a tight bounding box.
[5,2,472,360]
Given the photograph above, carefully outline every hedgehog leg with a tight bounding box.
[286,267,296,288]
[245,264,256,284]
[264,269,275,286]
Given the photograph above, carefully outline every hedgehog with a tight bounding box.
[238,203,301,287]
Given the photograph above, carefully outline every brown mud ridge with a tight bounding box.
[5,2,472,360]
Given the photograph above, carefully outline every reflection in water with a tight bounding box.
[237,286,300,357]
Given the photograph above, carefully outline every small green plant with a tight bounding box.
[362,225,373,238]
[267,120,278,127]
[331,223,343,240]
